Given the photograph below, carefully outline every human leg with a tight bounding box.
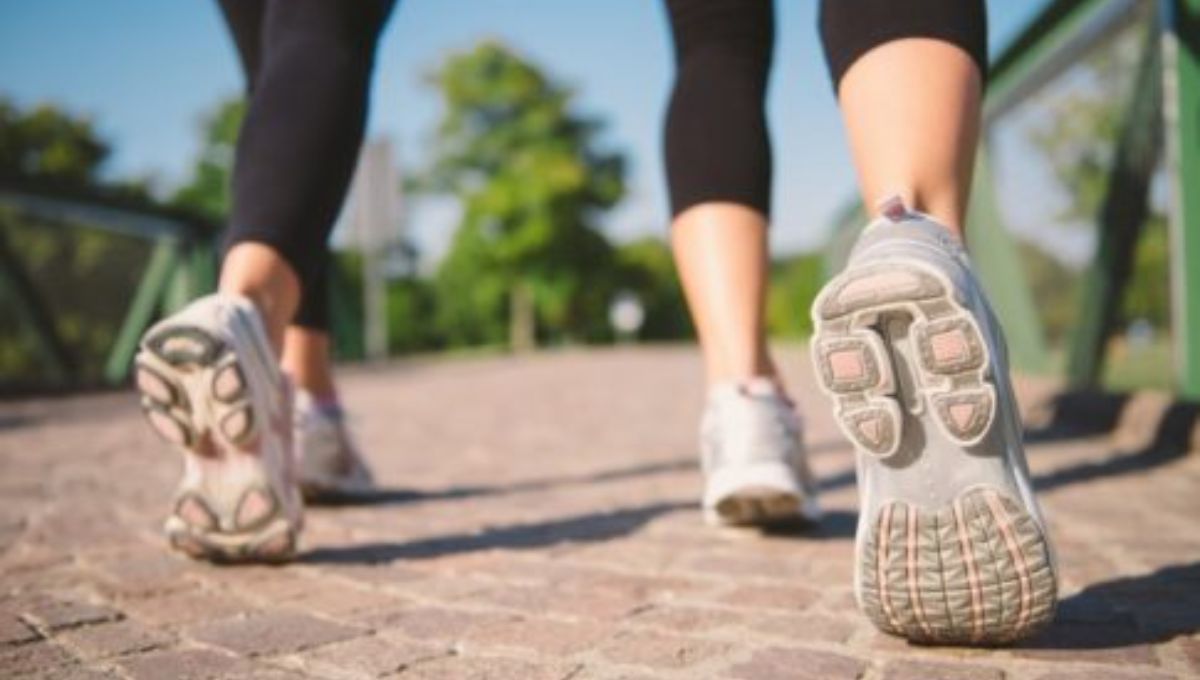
[663,0,819,526]
[133,0,394,561]
[812,0,1057,644]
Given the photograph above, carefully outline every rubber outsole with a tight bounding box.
[707,487,803,527]
[136,323,298,563]
[812,257,1057,644]
[812,260,996,457]
[859,487,1055,645]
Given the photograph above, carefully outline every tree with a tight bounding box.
[171,97,246,219]
[419,41,625,349]
[613,237,691,341]
[0,97,109,186]
[0,99,148,386]
[1027,29,1170,334]
[767,253,824,339]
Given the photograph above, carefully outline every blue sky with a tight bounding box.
[0,1,1048,260]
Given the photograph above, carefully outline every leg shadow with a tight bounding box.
[300,500,691,565]
[1021,562,1200,650]
[307,458,696,507]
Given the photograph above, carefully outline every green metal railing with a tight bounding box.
[823,0,1200,397]
[0,182,219,391]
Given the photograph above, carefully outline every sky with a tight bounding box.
[0,1,1051,262]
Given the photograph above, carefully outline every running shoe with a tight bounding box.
[134,293,303,562]
[701,378,822,526]
[294,390,374,500]
[811,198,1057,644]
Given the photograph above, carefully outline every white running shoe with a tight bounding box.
[811,199,1057,644]
[701,378,822,527]
[294,390,374,500]
[134,293,303,562]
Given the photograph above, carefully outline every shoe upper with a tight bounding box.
[294,390,374,496]
[845,205,1047,532]
[140,292,303,530]
[700,378,819,498]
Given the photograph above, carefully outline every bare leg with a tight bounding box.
[280,326,338,399]
[837,38,982,240]
[671,203,781,387]
[219,243,300,354]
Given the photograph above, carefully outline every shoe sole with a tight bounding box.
[812,258,1055,644]
[703,462,813,527]
[135,323,297,563]
[708,488,803,527]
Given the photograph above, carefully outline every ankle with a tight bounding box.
[874,191,966,243]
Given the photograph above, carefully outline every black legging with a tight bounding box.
[663,0,987,219]
[217,0,396,330]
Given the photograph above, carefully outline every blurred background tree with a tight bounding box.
[0,98,108,186]
[171,97,245,220]
[1024,31,1170,345]
[418,41,626,349]
[0,98,153,386]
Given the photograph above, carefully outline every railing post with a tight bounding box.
[0,223,76,384]
[1066,19,1164,388]
[967,145,1051,374]
[1161,0,1200,398]
[103,239,180,384]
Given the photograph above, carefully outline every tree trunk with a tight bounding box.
[509,281,536,352]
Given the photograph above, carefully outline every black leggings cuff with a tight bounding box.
[819,0,988,93]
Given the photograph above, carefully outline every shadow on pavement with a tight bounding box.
[300,501,692,564]
[761,508,856,540]
[1031,395,1200,494]
[1021,562,1200,651]
[308,458,696,507]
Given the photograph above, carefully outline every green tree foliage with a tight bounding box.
[767,253,824,339]
[1027,30,1170,335]
[171,97,246,219]
[613,237,692,341]
[0,97,109,186]
[0,99,149,386]
[419,41,626,348]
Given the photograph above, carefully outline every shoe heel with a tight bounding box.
[859,487,1056,645]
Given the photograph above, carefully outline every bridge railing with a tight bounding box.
[0,180,220,393]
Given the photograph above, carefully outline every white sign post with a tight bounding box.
[347,138,402,361]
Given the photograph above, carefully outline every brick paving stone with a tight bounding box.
[1029,671,1179,680]
[392,653,575,679]
[746,612,858,644]
[117,647,253,680]
[186,610,363,657]
[38,666,125,680]
[626,603,747,634]
[0,639,77,676]
[14,594,123,631]
[726,646,867,680]
[1180,637,1200,674]
[119,585,254,627]
[463,615,611,657]
[716,583,821,611]
[597,629,733,670]
[57,619,172,660]
[5,347,1200,679]
[374,606,508,643]
[291,634,450,678]
[0,611,40,645]
[880,659,1005,680]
